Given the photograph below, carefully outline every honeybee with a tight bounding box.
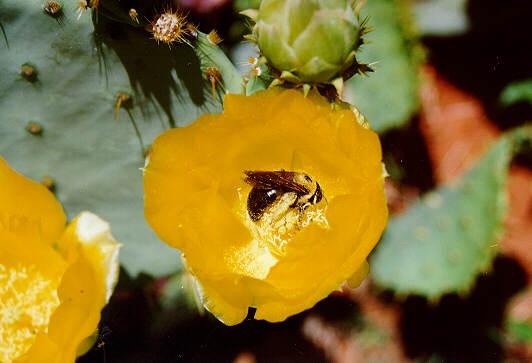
[244,170,323,222]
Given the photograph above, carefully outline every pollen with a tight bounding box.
[245,193,329,257]
[152,11,188,45]
[0,264,61,363]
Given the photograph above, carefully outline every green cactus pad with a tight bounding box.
[195,32,245,95]
[97,1,244,95]
[370,127,531,299]
[344,0,421,133]
[0,0,230,277]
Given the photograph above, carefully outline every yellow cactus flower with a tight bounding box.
[144,89,387,325]
[0,157,120,363]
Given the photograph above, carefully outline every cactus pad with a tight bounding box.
[0,0,229,276]
[344,0,421,133]
[370,127,530,299]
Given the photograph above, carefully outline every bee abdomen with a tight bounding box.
[247,188,279,221]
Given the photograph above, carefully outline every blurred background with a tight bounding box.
[1,0,530,362]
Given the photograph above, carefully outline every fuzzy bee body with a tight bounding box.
[244,170,323,222]
[247,187,280,221]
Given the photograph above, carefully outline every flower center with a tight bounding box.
[244,170,328,256]
[0,264,60,362]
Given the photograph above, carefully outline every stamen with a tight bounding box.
[0,264,60,362]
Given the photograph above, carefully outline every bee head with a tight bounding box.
[294,173,315,191]
[294,173,323,205]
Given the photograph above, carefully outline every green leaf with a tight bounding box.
[0,0,226,277]
[500,79,532,106]
[370,127,531,299]
[344,0,421,133]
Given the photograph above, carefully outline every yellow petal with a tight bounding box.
[0,157,67,363]
[43,212,120,361]
[0,237,65,363]
[0,159,119,361]
[191,272,251,326]
[255,190,387,322]
[346,260,370,289]
[144,89,388,324]
[0,157,66,246]
[15,333,62,363]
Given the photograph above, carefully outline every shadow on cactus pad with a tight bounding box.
[0,0,221,277]
[92,15,209,128]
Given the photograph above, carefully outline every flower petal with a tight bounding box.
[0,238,65,363]
[191,273,251,326]
[144,89,388,324]
[0,157,67,363]
[15,333,62,363]
[0,157,66,246]
[255,190,387,322]
[43,212,120,361]
[346,260,370,289]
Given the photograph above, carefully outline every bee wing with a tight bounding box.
[244,170,309,193]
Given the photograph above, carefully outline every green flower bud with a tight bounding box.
[255,0,361,83]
